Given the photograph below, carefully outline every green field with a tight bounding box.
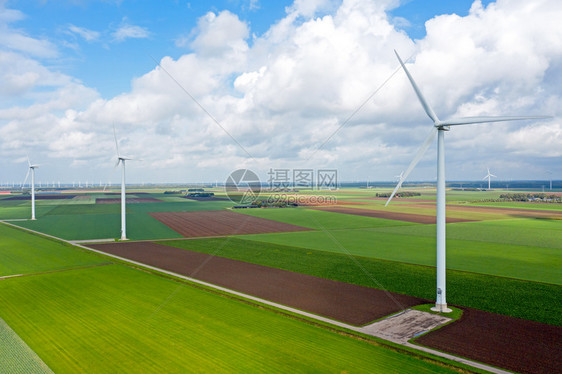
[236,221,561,285]
[0,227,461,373]
[0,224,107,276]
[8,197,234,240]
[14,213,182,240]
[0,188,560,371]
[160,237,561,325]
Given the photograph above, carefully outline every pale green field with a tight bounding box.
[0,260,458,373]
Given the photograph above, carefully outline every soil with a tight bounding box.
[96,198,162,204]
[182,196,229,201]
[398,203,562,220]
[103,192,149,195]
[149,210,312,237]
[89,241,426,325]
[415,307,562,374]
[310,206,474,224]
[4,195,77,200]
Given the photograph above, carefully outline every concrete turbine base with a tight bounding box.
[431,304,452,313]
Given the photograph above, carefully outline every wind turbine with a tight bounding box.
[114,126,132,240]
[483,167,497,190]
[23,157,39,220]
[386,50,550,313]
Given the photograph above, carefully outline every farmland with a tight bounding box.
[0,187,560,372]
[0,225,461,373]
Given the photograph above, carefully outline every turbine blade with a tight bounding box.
[386,127,438,206]
[394,50,440,124]
[22,168,30,187]
[439,115,551,126]
[113,124,120,157]
[490,174,497,177]
[483,175,488,180]
[114,158,121,168]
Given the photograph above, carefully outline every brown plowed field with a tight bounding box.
[149,210,312,237]
[89,241,425,325]
[96,198,162,204]
[311,206,473,224]
[444,204,562,219]
[415,307,562,374]
[400,203,562,219]
[365,197,436,203]
[4,194,77,200]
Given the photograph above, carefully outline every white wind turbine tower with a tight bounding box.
[483,167,497,190]
[114,126,133,240]
[386,50,550,313]
[23,157,39,220]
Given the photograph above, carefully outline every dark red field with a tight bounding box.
[149,210,312,237]
[311,206,474,224]
[96,198,162,204]
[403,202,562,219]
[415,307,562,374]
[4,194,77,200]
[89,241,426,325]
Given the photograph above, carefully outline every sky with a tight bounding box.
[0,0,560,185]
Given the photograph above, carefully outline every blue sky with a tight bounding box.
[14,0,490,99]
[0,0,560,184]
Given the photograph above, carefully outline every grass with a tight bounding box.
[238,224,561,285]
[159,237,561,326]
[0,224,107,277]
[126,200,234,213]
[0,264,460,373]
[45,204,120,215]
[411,304,463,322]
[14,213,182,241]
[0,316,52,373]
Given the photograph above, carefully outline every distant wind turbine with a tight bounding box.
[547,170,553,190]
[483,167,497,190]
[23,157,39,220]
[114,126,133,240]
[386,50,550,313]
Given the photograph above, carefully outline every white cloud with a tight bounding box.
[189,11,249,59]
[112,22,150,42]
[68,24,100,41]
[0,0,561,182]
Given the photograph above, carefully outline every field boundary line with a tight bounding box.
[0,220,512,374]
[0,263,112,281]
